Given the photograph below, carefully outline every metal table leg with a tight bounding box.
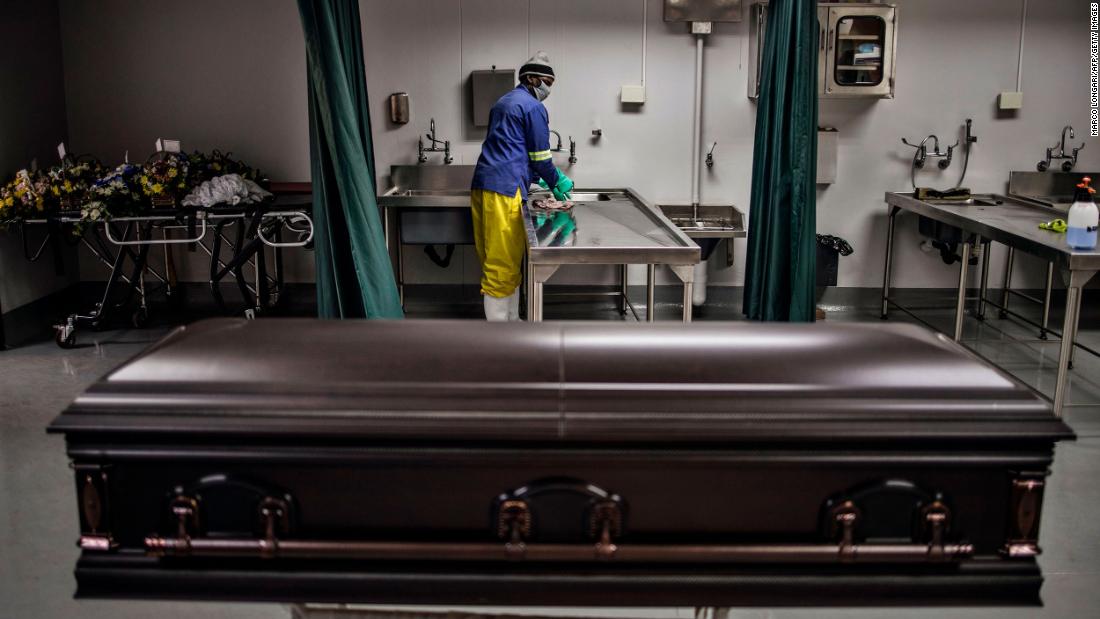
[527,264,558,323]
[647,264,656,322]
[533,281,544,322]
[395,214,405,308]
[1070,288,1083,368]
[619,264,628,315]
[953,240,972,341]
[977,239,990,320]
[1053,287,1081,416]
[999,246,1014,319]
[525,257,533,321]
[383,206,391,251]
[881,206,899,319]
[666,264,695,323]
[1053,269,1096,416]
[682,282,694,322]
[1040,262,1054,340]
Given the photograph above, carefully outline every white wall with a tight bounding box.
[365,0,1100,290]
[0,1,75,312]
[55,0,1098,290]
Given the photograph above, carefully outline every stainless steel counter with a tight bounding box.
[523,188,701,322]
[882,191,1099,416]
[885,192,1100,271]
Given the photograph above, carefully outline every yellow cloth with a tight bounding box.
[471,188,526,297]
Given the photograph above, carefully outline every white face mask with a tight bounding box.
[532,81,551,101]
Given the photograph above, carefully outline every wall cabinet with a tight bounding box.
[748,2,897,99]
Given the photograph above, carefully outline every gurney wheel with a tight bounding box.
[131,307,149,329]
[55,328,76,349]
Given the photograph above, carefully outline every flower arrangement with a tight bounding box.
[0,169,52,222]
[85,163,145,220]
[1,147,266,225]
[139,152,191,207]
[188,149,263,185]
[46,159,104,211]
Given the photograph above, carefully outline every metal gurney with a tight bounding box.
[14,192,313,348]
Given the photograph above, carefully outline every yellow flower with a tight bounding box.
[51,186,61,196]
[152,183,164,194]
[140,175,149,185]
[63,180,73,191]
[178,182,185,189]
[212,162,222,171]
[168,168,178,178]
[35,197,44,210]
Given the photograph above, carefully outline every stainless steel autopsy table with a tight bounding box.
[882,191,1100,416]
[523,188,701,322]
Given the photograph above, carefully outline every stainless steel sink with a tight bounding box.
[530,191,614,202]
[378,165,475,208]
[658,204,747,239]
[924,197,1002,207]
[396,189,470,198]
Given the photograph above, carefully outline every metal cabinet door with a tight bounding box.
[824,6,896,98]
[748,4,838,99]
[747,3,766,99]
[817,6,829,96]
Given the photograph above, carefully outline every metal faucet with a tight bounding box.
[1037,125,1085,172]
[549,130,578,165]
[418,118,452,164]
[549,130,564,152]
[1061,125,1075,153]
[902,134,957,170]
[705,142,717,169]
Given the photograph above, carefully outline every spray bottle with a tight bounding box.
[1067,176,1098,250]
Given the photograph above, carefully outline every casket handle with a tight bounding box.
[144,491,973,564]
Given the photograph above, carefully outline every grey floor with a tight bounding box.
[1,287,1098,619]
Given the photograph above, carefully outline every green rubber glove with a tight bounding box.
[538,172,574,201]
[553,172,574,201]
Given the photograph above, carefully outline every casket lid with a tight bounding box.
[49,319,1073,444]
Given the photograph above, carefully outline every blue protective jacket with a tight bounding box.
[471,85,559,199]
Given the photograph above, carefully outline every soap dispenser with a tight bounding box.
[1067,176,1098,250]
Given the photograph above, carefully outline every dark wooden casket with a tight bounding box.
[49,319,1073,606]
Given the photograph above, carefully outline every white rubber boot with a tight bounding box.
[506,290,521,321]
[692,259,708,307]
[483,294,510,321]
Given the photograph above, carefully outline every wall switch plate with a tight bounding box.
[57,142,67,161]
[999,91,1023,110]
[620,85,646,104]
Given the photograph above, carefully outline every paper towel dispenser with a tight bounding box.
[471,68,516,127]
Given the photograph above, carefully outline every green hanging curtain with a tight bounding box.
[743,0,818,322]
[298,0,403,319]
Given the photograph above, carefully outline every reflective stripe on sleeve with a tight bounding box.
[528,150,552,161]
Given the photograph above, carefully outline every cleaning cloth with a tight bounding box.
[532,197,574,211]
[915,187,972,201]
[1039,218,1067,233]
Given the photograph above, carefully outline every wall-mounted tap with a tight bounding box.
[418,118,452,164]
[549,130,577,165]
[1037,125,1085,172]
[902,134,958,170]
[549,130,564,153]
[705,142,717,169]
